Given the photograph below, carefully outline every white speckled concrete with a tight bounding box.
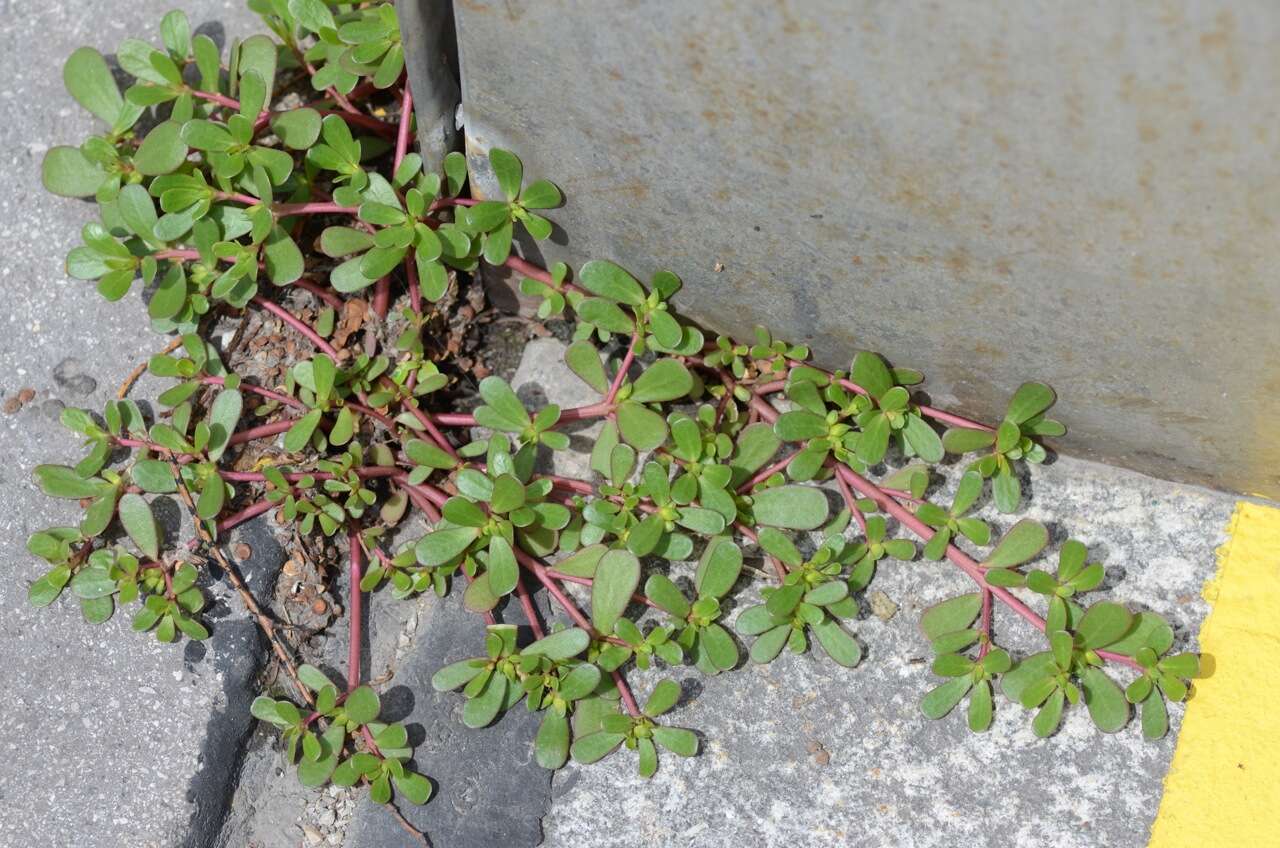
[0,4,265,846]
[512,339,1234,848]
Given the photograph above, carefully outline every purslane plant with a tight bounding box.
[31,0,1201,835]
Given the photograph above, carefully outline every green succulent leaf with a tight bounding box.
[42,147,105,197]
[920,593,982,641]
[982,519,1049,569]
[591,550,640,634]
[751,486,829,530]
[117,493,160,560]
[578,260,646,306]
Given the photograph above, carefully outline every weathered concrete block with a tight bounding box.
[445,0,1280,499]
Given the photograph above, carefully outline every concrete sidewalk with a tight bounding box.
[0,3,264,846]
[510,340,1237,848]
[2,4,1269,846]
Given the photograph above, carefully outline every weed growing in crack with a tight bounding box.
[30,1,1201,836]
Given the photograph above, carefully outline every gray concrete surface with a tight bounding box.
[344,587,553,848]
[219,578,423,848]
[448,0,1280,500]
[397,0,459,170]
[0,3,267,846]
[1,3,1256,845]
[511,339,1235,848]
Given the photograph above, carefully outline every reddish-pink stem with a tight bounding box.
[402,403,458,459]
[605,333,640,405]
[200,376,304,410]
[217,497,276,533]
[878,486,923,504]
[545,569,659,609]
[736,453,796,494]
[215,191,261,205]
[916,404,995,434]
[371,278,391,321]
[432,401,613,428]
[429,196,478,211]
[394,83,413,171]
[396,479,442,523]
[405,249,422,319]
[501,255,588,296]
[189,87,239,110]
[293,278,345,310]
[834,463,1139,669]
[228,418,295,446]
[252,296,340,358]
[833,468,868,533]
[347,401,398,432]
[512,548,629,650]
[822,370,994,434]
[315,108,397,140]
[612,670,641,717]
[544,475,594,495]
[155,249,200,262]
[513,573,546,640]
[273,201,359,217]
[512,548,593,632]
[753,379,787,395]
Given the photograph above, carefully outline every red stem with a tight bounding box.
[371,278,391,321]
[188,87,239,110]
[155,249,200,262]
[217,497,276,533]
[833,463,1139,669]
[405,249,422,319]
[396,479,442,523]
[833,468,868,533]
[273,201,359,217]
[512,572,546,640]
[432,401,613,428]
[315,108,397,140]
[605,333,640,405]
[545,569,659,609]
[878,486,923,504]
[252,296,340,358]
[228,418,295,446]
[401,403,458,459]
[823,370,994,434]
[611,670,641,717]
[394,83,413,171]
[293,278,346,310]
[736,453,796,494]
[200,376,305,410]
[512,548,594,632]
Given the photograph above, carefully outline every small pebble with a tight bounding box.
[232,543,253,560]
[311,599,328,615]
[2,387,35,414]
[301,824,324,845]
[869,590,898,622]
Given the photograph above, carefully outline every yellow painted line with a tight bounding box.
[1148,502,1280,847]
